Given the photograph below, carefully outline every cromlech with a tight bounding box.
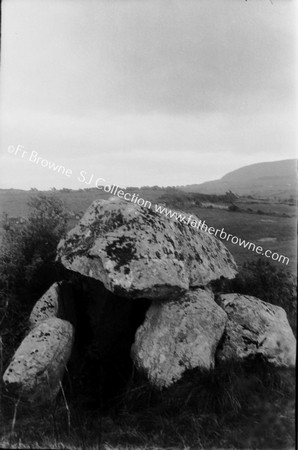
[3,197,296,410]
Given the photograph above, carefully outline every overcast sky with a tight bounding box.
[0,0,297,190]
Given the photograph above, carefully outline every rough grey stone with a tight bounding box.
[29,282,60,328]
[217,293,296,367]
[3,318,74,404]
[131,288,227,387]
[29,281,77,329]
[56,197,237,299]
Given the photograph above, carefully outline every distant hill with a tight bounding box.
[180,159,297,198]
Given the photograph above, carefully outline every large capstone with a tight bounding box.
[3,318,74,405]
[217,293,296,367]
[131,289,227,387]
[56,197,237,299]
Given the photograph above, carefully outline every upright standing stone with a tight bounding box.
[131,289,227,387]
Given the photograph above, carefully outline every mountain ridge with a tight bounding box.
[180,159,297,198]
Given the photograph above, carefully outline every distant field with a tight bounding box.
[0,188,166,218]
[235,200,296,216]
[0,188,296,277]
[189,206,296,276]
[0,189,110,218]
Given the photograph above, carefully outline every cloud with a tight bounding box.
[1,0,296,116]
[0,0,297,189]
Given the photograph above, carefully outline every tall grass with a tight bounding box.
[0,358,295,449]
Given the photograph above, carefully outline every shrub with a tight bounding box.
[0,193,68,368]
[228,203,240,212]
[0,194,67,298]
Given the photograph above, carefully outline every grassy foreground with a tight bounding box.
[0,360,295,450]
